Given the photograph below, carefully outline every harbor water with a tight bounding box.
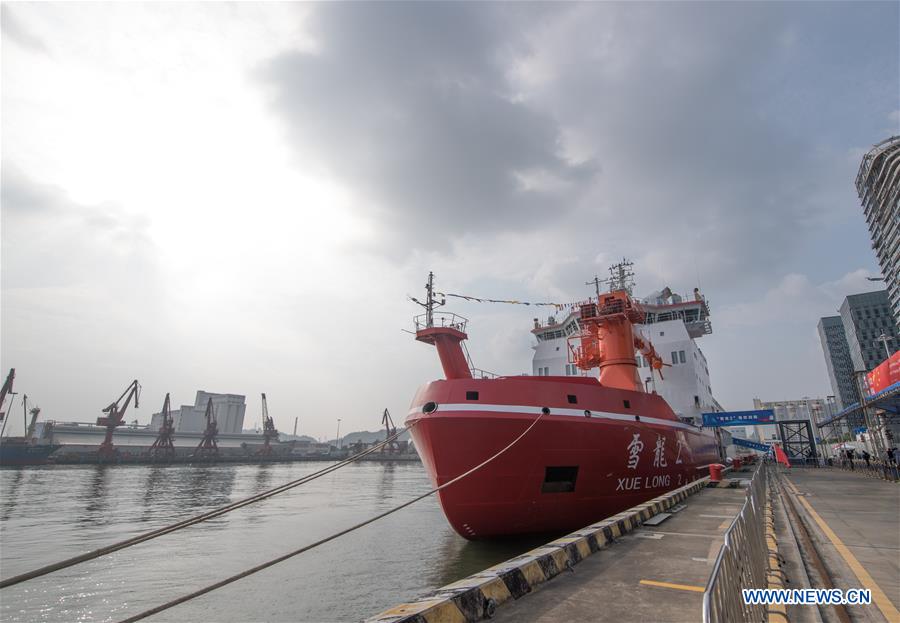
[0,462,549,622]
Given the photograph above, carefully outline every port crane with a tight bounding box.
[0,368,16,438]
[26,402,42,439]
[149,393,176,459]
[97,379,140,460]
[381,409,402,455]
[194,397,219,459]
[257,393,278,458]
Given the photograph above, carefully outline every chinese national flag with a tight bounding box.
[773,443,791,467]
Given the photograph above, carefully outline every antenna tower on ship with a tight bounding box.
[607,258,635,294]
[410,271,446,328]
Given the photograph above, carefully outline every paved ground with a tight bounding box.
[491,482,750,623]
[783,468,900,623]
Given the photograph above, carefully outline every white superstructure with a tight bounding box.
[531,286,720,424]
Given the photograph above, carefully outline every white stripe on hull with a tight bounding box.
[407,403,702,432]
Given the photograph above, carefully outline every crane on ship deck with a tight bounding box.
[149,393,176,459]
[0,369,16,437]
[257,393,278,458]
[97,380,140,460]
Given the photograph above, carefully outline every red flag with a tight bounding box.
[773,443,790,467]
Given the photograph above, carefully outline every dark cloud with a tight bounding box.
[259,2,896,296]
[259,3,596,248]
[523,2,898,292]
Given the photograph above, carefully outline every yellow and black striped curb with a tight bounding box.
[366,477,712,623]
[765,482,788,622]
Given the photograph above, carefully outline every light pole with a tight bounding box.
[335,419,342,449]
[874,332,894,360]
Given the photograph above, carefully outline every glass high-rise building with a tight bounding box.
[838,290,898,372]
[817,315,857,408]
[856,136,900,326]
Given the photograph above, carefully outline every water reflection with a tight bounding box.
[183,465,237,510]
[254,464,272,492]
[140,465,169,523]
[375,463,397,502]
[78,466,111,526]
[1,469,25,521]
[430,529,560,587]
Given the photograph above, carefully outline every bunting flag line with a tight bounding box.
[436,291,578,312]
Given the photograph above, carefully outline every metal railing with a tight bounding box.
[831,457,900,482]
[413,312,468,332]
[702,463,769,623]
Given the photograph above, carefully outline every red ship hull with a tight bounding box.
[407,376,721,539]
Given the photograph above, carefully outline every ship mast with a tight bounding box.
[411,272,472,380]
[410,271,446,328]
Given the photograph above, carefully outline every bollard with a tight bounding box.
[709,463,724,483]
[733,458,742,471]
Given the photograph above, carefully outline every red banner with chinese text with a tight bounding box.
[867,350,900,394]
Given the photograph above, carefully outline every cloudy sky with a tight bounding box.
[2,2,897,439]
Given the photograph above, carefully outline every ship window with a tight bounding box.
[541,466,579,493]
[679,350,686,364]
[466,391,479,401]
[671,351,678,364]
[567,394,578,404]
[623,400,631,409]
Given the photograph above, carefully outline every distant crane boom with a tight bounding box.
[149,393,176,459]
[258,393,278,458]
[97,379,140,460]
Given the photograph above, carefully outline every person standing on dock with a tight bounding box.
[862,450,871,469]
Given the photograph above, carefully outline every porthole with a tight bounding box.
[422,402,438,414]
[584,410,592,418]
[541,407,551,415]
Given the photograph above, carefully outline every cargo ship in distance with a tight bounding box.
[407,265,723,539]
[0,370,60,467]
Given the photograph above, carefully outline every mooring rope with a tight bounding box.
[117,411,546,623]
[0,426,414,589]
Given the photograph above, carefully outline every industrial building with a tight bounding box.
[150,391,246,434]
[856,136,900,326]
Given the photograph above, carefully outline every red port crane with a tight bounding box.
[257,393,278,458]
[194,397,218,459]
[97,380,140,460]
[381,408,401,455]
[149,393,176,459]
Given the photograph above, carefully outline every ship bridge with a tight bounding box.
[640,287,712,339]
